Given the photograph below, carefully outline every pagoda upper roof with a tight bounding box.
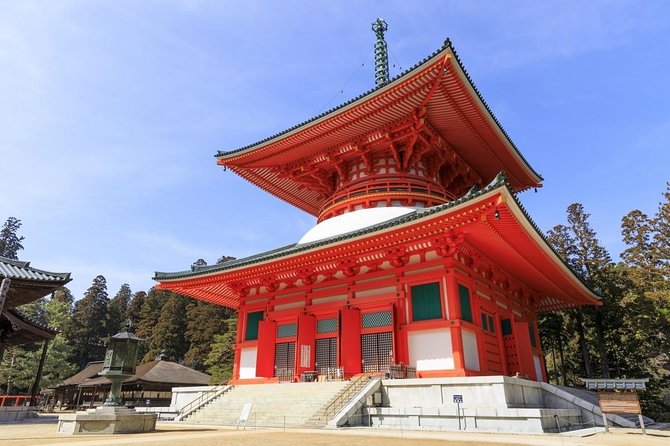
[0,256,72,308]
[216,40,543,216]
[154,173,600,313]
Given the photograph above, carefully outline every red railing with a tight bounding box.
[0,395,33,407]
[319,174,450,221]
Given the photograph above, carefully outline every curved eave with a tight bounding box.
[215,41,542,216]
[155,180,597,313]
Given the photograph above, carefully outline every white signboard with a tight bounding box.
[300,344,311,368]
[236,403,253,430]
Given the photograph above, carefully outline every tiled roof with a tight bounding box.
[215,39,541,182]
[0,256,71,283]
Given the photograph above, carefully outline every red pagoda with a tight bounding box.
[154,21,600,385]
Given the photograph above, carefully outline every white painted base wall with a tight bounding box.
[408,329,454,371]
[239,347,257,379]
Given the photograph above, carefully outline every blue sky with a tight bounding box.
[1,1,669,299]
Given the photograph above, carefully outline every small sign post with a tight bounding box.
[237,403,253,430]
[453,394,463,430]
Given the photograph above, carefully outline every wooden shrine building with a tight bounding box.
[154,24,601,385]
[0,256,71,359]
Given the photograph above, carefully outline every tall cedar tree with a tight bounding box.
[134,288,168,360]
[545,204,624,380]
[620,184,670,419]
[65,275,109,369]
[107,284,132,336]
[144,292,189,362]
[126,290,146,327]
[0,217,25,259]
[183,301,233,370]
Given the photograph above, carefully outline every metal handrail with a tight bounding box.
[321,373,373,421]
[175,384,233,421]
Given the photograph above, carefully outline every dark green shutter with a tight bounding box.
[458,284,472,323]
[481,313,488,330]
[501,319,512,336]
[411,282,442,321]
[245,311,264,341]
[488,316,495,333]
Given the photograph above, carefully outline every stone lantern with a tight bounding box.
[57,321,157,435]
[99,327,142,406]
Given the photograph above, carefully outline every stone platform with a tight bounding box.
[57,406,156,434]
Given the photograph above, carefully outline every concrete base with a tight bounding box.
[0,406,33,422]
[334,376,620,434]
[57,406,157,435]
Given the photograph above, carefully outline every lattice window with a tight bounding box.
[275,341,295,381]
[317,318,337,333]
[362,311,392,328]
[315,337,337,374]
[361,332,393,372]
[277,323,297,338]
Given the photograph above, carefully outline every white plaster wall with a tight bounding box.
[408,329,454,371]
[170,386,216,411]
[298,207,415,244]
[239,347,257,379]
[461,330,480,371]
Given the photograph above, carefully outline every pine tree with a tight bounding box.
[107,284,132,336]
[65,275,109,369]
[0,217,25,259]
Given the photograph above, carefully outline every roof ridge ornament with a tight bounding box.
[372,18,389,87]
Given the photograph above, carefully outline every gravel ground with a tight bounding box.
[0,418,668,446]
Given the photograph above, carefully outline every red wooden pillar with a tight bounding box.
[445,266,465,371]
[340,308,361,376]
[514,320,535,379]
[296,314,316,375]
[232,312,245,380]
[256,320,277,378]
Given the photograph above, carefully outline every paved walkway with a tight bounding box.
[0,417,668,446]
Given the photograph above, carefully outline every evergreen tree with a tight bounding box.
[204,316,237,384]
[144,292,189,362]
[620,185,670,419]
[183,301,233,370]
[65,275,109,369]
[107,284,132,336]
[126,290,146,327]
[0,217,25,259]
[135,288,167,360]
[545,204,623,380]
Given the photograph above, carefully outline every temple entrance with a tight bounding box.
[361,332,392,373]
[500,318,520,375]
[315,337,337,375]
[275,341,295,382]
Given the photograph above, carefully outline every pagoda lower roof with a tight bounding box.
[215,40,543,216]
[0,256,72,308]
[154,174,601,313]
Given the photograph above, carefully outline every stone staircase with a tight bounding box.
[304,373,376,427]
[181,381,351,428]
